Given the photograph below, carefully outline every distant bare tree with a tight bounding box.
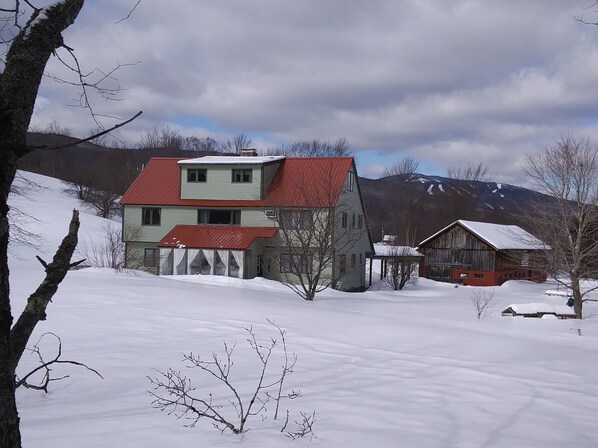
[446,162,489,182]
[183,136,220,152]
[138,125,184,150]
[269,138,351,157]
[44,120,72,137]
[83,188,121,219]
[221,132,252,154]
[523,136,598,319]
[383,157,420,177]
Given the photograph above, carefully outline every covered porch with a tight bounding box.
[157,225,278,279]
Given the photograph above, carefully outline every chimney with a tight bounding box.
[240,148,258,157]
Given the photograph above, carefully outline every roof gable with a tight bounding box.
[418,220,544,250]
[264,157,353,207]
[121,156,354,208]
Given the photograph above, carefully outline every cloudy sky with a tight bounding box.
[21,0,598,183]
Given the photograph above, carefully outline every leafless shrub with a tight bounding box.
[15,332,103,393]
[385,246,419,291]
[471,289,496,319]
[77,223,142,271]
[283,410,317,441]
[147,321,313,437]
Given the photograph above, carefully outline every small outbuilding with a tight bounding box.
[368,244,423,286]
[501,303,576,319]
[417,220,547,286]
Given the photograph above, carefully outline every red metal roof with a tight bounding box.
[120,156,353,208]
[264,157,353,207]
[158,225,278,250]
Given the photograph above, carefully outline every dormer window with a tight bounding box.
[232,169,252,183]
[187,168,207,183]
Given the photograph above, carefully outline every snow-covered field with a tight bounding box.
[8,171,598,447]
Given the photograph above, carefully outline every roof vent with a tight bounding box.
[240,148,258,157]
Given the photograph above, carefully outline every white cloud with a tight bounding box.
[16,0,598,184]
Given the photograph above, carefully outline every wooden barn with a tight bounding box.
[417,220,547,286]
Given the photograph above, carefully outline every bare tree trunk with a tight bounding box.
[0,164,21,446]
[0,2,85,446]
[572,273,583,319]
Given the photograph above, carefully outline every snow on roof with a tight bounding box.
[418,220,545,250]
[503,303,576,316]
[178,156,285,165]
[373,244,421,257]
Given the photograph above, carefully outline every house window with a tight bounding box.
[358,215,363,230]
[142,207,161,226]
[347,171,354,192]
[341,212,348,229]
[351,253,356,269]
[280,254,309,274]
[232,169,252,183]
[521,252,530,267]
[144,248,160,267]
[197,209,241,225]
[474,273,484,279]
[460,273,468,278]
[187,168,207,183]
[351,214,356,229]
[280,210,313,230]
[339,254,347,276]
[359,253,363,265]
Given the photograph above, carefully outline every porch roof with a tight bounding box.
[158,225,278,250]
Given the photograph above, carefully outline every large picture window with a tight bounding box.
[232,169,252,183]
[142,207,161,226]
[197,209,241,225]
[187,168,207,183]
[280,210,313,230]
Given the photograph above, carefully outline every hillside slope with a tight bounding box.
[6,171,598,448]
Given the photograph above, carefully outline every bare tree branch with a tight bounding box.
[15,332,103,392]
[29,110,143,151]
[115,0,142,24]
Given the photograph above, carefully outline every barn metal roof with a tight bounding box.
[418,220,545,250]
[157,225,278,250]
[120,156,354,208]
